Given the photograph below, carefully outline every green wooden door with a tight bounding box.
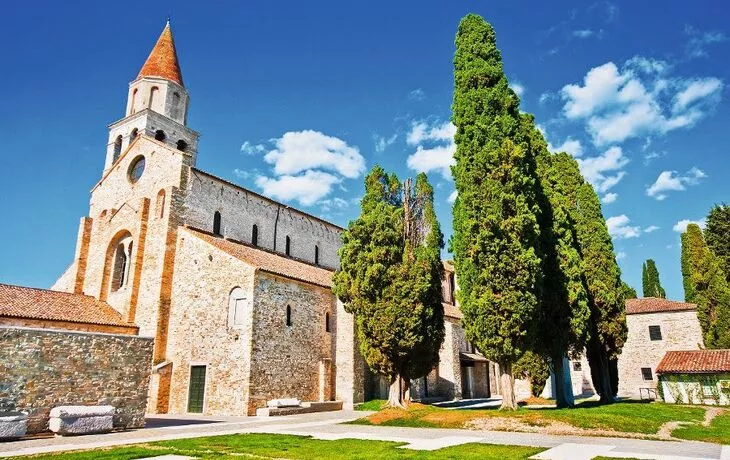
[187,365,207,413]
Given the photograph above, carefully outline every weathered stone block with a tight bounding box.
[0,412,27,439]
[49,405,115,435]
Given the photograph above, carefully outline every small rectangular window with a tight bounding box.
[641,367,653,381]
[649,325,662,341]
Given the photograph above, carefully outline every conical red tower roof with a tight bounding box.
[137,21,183,86]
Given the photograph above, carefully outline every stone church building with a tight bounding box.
[43,23,487,416]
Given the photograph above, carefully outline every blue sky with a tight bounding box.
[1,1,728,300]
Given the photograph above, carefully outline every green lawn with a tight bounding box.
[11,433,544,460]
[353,400,707,435]
[671,411,730,444]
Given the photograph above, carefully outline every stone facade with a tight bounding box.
[617,309,704,397]
[0,326,153,433]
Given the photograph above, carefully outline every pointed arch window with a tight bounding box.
[149,86,159,109]
[113,135,122,162]
[111,243,128,291]
[251,225,259,247]
[156,189,166,218]
[285,236,291,256]
[130,88,138,114]
[213,211,222,236]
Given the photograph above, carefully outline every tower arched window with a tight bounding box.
[286,305,292,327]
[130,128,139,141]
[155,130,166,141]
[176,140,188,152]
[156,189,166,218]
[149,86,159,109]
[113,135,122,162]
[130,88,138,114]
[314,245,320,266]
[111,243,128,291]
[251,225,258,247]
[325,312,331,332]
[285,236,291,256]
[213,211,222,236]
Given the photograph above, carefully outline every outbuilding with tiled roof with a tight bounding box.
[656,350,730,406]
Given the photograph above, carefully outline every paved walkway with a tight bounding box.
[0,411,727,459]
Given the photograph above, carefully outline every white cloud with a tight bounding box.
[510,82,526,97]
[408,88,426,101]
[539,92,556,105]
[573,29,594,38]
[644,225,660,233]
[255,170,341,207]
[601,192,617,204]
[685,26,727,59]
[448,190,457,204]
[673,218,707,233]
[240,141,266,155]
[646,167,706,200]
[406,120,456,179]
[616,251,627,260]
[576,146,629,193]
[560,58,724,145]
[550,137,583,157]
[606,215,641,240]
[373,133,397,153]
[263,130,365,179]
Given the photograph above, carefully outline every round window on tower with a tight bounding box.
[128,156,146,184]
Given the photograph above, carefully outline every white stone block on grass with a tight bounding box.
[266,398,301,408]
[0,412,28,439]
[49,405,115,436]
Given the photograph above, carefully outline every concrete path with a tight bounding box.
[0,410,726,459]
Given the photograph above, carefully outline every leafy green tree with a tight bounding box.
[548,153,627,403]
[533,126,590,408]
[642,259,666,298]
[621,282,637,299]
[681,223,730,348]
[513,351,550,398]
[451,14,543,410]
[705,204,730,283]
[333,166,445,408]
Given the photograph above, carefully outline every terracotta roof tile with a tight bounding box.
[137,22,183,85]
[656,350,730,374]
[0,283,133,327]
[625,297,696,315]
[185,227,334,288]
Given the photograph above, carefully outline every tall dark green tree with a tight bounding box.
[705,204,730,283]
[333,166,445,408]
[681,223,730,349]
[642,259,666,298]
[548,152,627,403]
[451,14,543,410]
[532,124,590,408]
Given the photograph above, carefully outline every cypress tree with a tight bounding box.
[548,153,627,403]
[642,259,665,298]
[681,223,730,348]
[533,125,590,408]
[451,14,543,410]
[705,204,730,283]
[333,166,445,408]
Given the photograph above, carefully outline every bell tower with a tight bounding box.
[104,21,199,173]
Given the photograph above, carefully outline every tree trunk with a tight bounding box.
[552,355,575,408]
[387,374,408,409]
[499,361,517,410]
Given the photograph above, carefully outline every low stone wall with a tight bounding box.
[0,326,153,433]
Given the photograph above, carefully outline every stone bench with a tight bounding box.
[0,412,28,439]
[266,398,302,408]
[257,400,343,416]
[49,405,115,436]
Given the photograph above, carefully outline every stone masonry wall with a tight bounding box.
[247,272,335,414]
[184,169,342,270]
[0,326,153,433]
[618,310,704,397]
[165,229,256,415]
